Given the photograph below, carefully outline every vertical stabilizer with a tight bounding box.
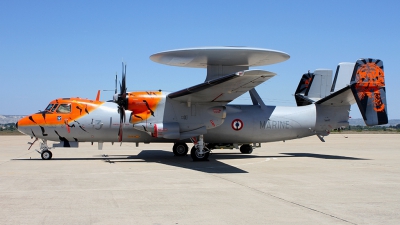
[350,58,388,125]
[294,69,332,106]
[307,69,332,100]
[331,63,355,92]
[295,72,315,106]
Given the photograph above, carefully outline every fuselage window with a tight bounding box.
[56,104,71,113]
[50,104,59,112]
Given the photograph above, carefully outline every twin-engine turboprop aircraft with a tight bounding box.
[16,47,388,161]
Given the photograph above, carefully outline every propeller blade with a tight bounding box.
[121,63,127,95]
[113,62,129,144]
[118,106,126,123]
[115,74,117,94]
[118,123,124,142]
[118,106,125,143]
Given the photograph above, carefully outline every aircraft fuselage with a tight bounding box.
[17,94,348,145]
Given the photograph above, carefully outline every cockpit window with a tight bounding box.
[56,104,71,113]
[45,104,54,111]
[50,104,59,112]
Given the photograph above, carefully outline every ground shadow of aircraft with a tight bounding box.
[279,153,369,160]
[210,152,369,160]
[13,150,369,174]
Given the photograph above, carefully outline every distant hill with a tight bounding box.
[349,118,400,126]
[0,115,25,124]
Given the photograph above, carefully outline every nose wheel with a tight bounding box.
[41,150,53,160]
[34,140,53,160]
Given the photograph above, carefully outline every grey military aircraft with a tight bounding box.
[16,47,388,161]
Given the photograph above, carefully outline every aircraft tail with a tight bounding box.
[294,72,314,106]
[350,59,388,125]
[294,69,332,106]
[314,58,388,126]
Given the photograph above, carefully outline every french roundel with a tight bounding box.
[231,119,243,131]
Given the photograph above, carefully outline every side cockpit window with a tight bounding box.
[56,104,71,113]
[45,104,54,111]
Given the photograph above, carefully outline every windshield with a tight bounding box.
[45,104,54,112]
[50,104,59,112]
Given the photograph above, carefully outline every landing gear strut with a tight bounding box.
[190,135,210,161]
[191,146,210,161]
[35,140,53,160]
[172,142,189,156]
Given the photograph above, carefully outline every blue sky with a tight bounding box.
[1,0,399,119]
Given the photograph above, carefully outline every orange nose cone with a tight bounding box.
[17,115,36,135]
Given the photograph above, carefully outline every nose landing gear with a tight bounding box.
[33,140,53,160]
[40,149,53,160]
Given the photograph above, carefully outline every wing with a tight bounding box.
[168,70,275,103]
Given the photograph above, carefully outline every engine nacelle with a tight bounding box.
[134,122,180,139]
[126,91,165,124]
[153,122,180,139]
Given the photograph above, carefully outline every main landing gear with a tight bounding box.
[172,142,189,156]
[190,135,210,161]
[240,144,253,154]
[172,135,210,161]
[191,146,210,161]
[34,140,53,160]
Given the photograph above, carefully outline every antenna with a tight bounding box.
[103,73,118,93]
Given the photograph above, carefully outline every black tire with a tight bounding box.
[240,144,253,154]
[173,143,188,156]
[41,150,53,160]
[190,146,210,161]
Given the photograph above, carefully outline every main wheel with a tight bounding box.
[41,150,53,160]
[240,144,253,154]
[173,143,189,156]
[190,146,210,161]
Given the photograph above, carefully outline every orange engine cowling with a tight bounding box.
[126,91,163,124]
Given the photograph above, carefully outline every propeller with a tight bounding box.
[113,62,128,143]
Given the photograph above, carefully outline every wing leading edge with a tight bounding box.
[168,70,276,103]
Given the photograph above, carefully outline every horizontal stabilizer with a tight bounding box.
[295,94,314,106]
[315,85,355,106]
